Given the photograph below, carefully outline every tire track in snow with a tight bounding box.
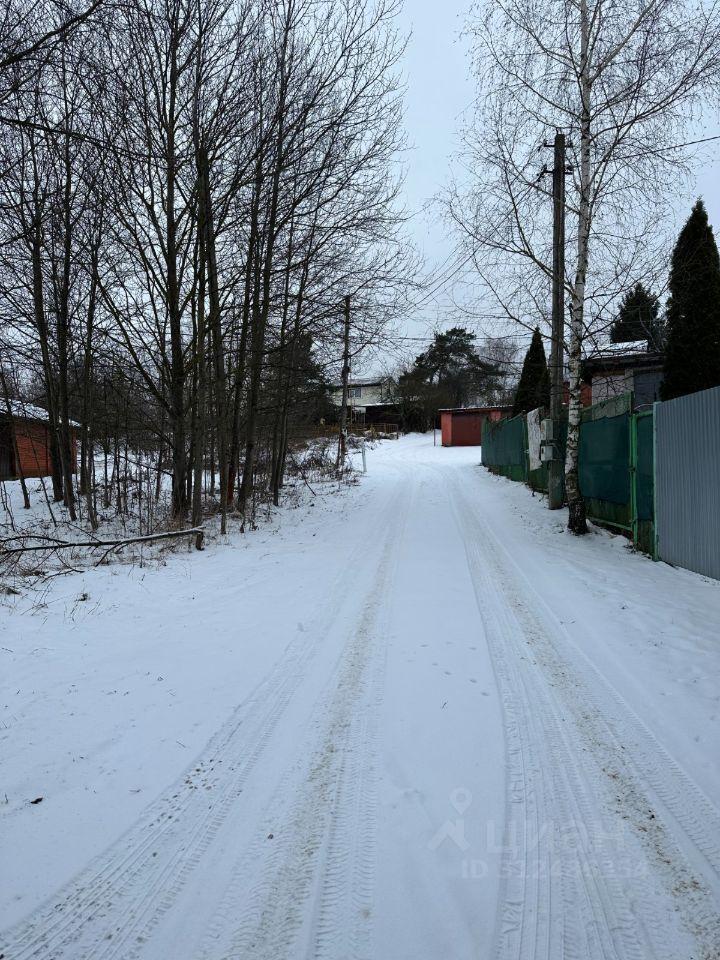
[449,475,720,960]
[1,479,405,960]
[196,473,412,960]
[467,483,720,933]
[463,534,648,960]
[309,482,411,960]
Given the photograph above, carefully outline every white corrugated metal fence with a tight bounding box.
[654,385,720,581]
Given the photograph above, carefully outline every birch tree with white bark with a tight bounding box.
[449,0,720,532]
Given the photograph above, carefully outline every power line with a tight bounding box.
[657,133,720,151]
[622,132,720,161]
[388,331,540,342]
[401,251,476,314]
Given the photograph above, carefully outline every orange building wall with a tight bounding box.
[441,411,452,446]
[11,420,77,479]
[442,411,485,446]
[15,421,53,478]
[442,409,512,446]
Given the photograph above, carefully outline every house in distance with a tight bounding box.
[330,375,398,425]
[0,402,77,481]
[582,341,664,409]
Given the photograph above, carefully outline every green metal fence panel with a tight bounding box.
[526,463,548,492]
[482,415,528,482]
[577,395,654,551]
[480,419,498,464]
[480,392,655,558]
[496,416,527,467]
[579,415,630,504]
[635,412,654,522]
[579,394,633,531]
[631,410,655,556]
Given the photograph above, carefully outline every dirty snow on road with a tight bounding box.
[2,434,720,959]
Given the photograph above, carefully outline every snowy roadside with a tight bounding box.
[2,433,719,957]
[466,460,720,804]
[0,466,366,927]
[0,437,357,582]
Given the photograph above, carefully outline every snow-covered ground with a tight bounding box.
[2,434,719,959]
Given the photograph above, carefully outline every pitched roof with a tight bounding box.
[582,340,663,374]
[332,376,387,388]
[2,400,80,428]
[438,405,513,414]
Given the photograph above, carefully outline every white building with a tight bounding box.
[330,377,394,418]
[583,341,664,408]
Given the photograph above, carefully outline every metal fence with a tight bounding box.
[480,387,720,579]
[482,394,656,557]
[481,414,528,482]
[654,385,720,580]
[579,394,633,532]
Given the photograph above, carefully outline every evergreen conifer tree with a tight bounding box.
[611,283,660,346]
[512,327,550,416]
[397,326,503,427]
[662,200,720,401]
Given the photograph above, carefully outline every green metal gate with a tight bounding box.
[578,394,654,554]
[631,410,655,556]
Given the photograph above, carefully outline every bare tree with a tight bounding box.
[0,0,414,548]
[449,0,720,532]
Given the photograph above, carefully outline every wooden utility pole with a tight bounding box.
[337,295,351,474]
[548,131,566,510]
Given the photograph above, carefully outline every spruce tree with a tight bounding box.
[611,283,660,346]
[662,200,720,401]
[512,327,550,416]
[401,326,503,417]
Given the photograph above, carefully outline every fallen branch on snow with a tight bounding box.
[1,527,205,564]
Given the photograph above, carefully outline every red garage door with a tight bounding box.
[451,413,482,445]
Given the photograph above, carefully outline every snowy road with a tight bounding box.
[2,435,720,959]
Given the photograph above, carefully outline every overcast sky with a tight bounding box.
[393,0,720,355]
[393,0,473,349]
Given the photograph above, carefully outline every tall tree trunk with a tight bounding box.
[565,0,590,535]
[239,22,290,517]
[55,117,77,521]
[228,172,261,505]
[167,31,187,519]
[273,259,307,503]
[29,207,63,503]
[336,295,351,474]
[269,219,294,505]
[199,145,228,533]
[192,227,208,535]
[238,237,264,517]
[80,234,100,529]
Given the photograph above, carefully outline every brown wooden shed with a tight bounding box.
[439,406,511,447]
[0,403,76,481]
